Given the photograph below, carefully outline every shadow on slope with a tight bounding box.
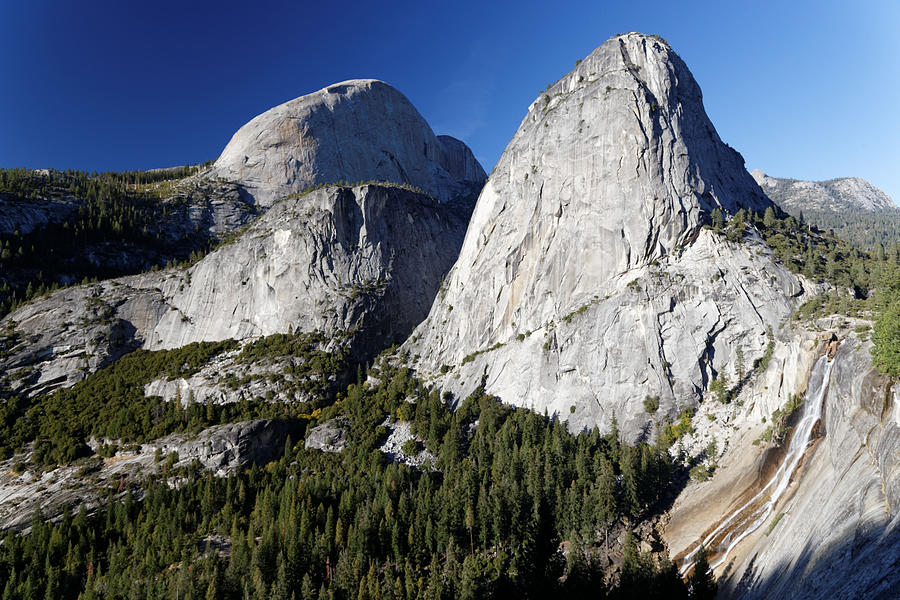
[721,511,900,600]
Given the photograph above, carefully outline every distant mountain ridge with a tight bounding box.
[751,169,897,214]
[751,169,900,250]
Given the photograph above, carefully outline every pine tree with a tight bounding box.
[459,555,480,600]
[465,502,475,557]
[654,553,689,598]
[274,555,291,600]
[607,412,621,466]
[284,435,294,462]
[301,574,316,600]
[687,546,717,600]
[596,458,617,553]
[763,206,776,228]
[710,208,724,231]
[620,446,642,517]
[424,554,442,600]
[620,531,643,594]
[205,577,218,600]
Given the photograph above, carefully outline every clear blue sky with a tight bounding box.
[2,1,898,202]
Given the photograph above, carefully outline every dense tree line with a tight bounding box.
[870,263,900,377]
[0,333,349,466]
[777,205,900,252]
[710,204,900,380]
[0,166,213,317]
[0,165,209,200]
[9,191,900,599]
[0,359,708,599]
[748,206,900,379]
[710,205,870,295]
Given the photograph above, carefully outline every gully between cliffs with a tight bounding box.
[678,346,840,577]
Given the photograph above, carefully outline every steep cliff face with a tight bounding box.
[143,184,467,356]
[1,76,485,395]
[0,172,258,315]
[211,79,486,205]
[146,177,258,241]
[720,334,900,599]
[0,192,78,236]
[663,327,900,599]
[403,33,803,439]
[0,184,468,395]
[0,81,487,313]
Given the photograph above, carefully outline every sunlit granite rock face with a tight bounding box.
[720,334,900,599]
[144,184,468,358]
[752,170,897,214]
[403,33,805,440]
[1,77,484,396]
[211,79,486,205]
[1,184,469,395]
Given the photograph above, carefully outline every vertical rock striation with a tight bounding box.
[143,183,469,358]
[1,78,485,394]
[404,33,805,439]
[0,184,469,396]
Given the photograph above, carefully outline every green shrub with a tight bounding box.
[754,338,775,373]
[164,451,178,470]
[660,408,694,448]
[708,373,730,403]
[689,464,714,482]
[872,302,900,377]
[766,512,786,536]
[461,342,505,366]
[754,393,804,446]
[401,438,420,456]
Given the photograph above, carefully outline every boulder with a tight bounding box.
[305,418,349,453]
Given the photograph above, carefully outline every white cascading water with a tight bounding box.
[678,348,838,577]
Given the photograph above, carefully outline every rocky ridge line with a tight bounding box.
[751,169,897,215]
[1,183,469,396]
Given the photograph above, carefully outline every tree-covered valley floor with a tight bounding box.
[0,344,719,599]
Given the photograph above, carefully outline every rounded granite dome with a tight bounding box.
[212,79,485,205]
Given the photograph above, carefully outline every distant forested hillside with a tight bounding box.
[752,170,900,252]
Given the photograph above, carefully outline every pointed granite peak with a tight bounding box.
[402,35,799,439]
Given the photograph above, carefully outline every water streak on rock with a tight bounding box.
[679,347,839,577]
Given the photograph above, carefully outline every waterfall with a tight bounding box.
[679,349,838,577]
